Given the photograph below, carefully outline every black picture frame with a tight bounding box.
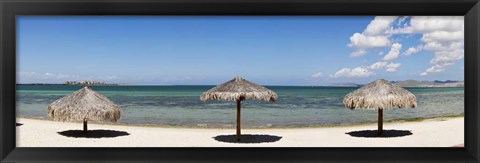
[1,0,479,162]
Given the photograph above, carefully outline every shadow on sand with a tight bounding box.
[346,129,412,138]
[213,134,282,144]
[16,123,23,126]
[58,130,130,138]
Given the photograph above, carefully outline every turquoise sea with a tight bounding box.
[16,85,464,128]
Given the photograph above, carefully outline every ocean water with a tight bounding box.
[16,85,464,128]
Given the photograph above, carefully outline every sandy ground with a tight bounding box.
[16,117,464,147]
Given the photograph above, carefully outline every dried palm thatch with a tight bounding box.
[200,76,277,141]
[200,76,278,102]
[343,79,417,137]
[48,86,122,131]
[343,79,417,110]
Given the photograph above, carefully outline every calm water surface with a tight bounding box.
[16,85,464,128]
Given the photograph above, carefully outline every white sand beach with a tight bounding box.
[16,117,464,147]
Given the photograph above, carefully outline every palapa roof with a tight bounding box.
[343,79,417,110]
[48,86,122,123]
[200,76,278,102]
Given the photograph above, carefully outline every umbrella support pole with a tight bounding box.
[83,119,88,133]
[378,109,383,137]
[236,100,241,141]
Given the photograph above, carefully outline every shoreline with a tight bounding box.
[16,116,464,147]
[17,114,464,129]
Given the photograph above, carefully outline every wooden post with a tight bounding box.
[378,109,383,136]
[236,100,241,141]
[83,118,88,132]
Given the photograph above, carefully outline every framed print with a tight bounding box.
[1,0,479,162]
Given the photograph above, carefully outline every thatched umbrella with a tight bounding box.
[343,79,417,136]
[48,86,122,132]
[200,76,278,141]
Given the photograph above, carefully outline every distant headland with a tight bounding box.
[64,81,107,85]
[330,80,464,87]
[17,80,123,86]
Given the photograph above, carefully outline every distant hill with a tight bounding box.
[328,80,464,87]
[433,80,460,83]
[391,80,463,87]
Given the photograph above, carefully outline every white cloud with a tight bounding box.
[421,31,463,43]
[382,43,402,61]
[331,67,375,78]
[403,45,423,56]
[390,16,463,34]
[428,40,463,51]
[348,33,391,49]
[429,47,463,65]
[363,16,398,36]
[347,16,398,57]
[368,61,401,72]
[388,16,464,76]
[369,61,388,69]
[385,63,401,72]
[350,49,367,57]
[396,16,409,27]
[343,16,463,77]
[311,72,324,78]
[426,64,446,73]
[421,40,463,76]
[419,64,447,76]
[403,16,463,33]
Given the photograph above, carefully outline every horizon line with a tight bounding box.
[16,79,465,87]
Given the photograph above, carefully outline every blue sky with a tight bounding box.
[17,16,464,85]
